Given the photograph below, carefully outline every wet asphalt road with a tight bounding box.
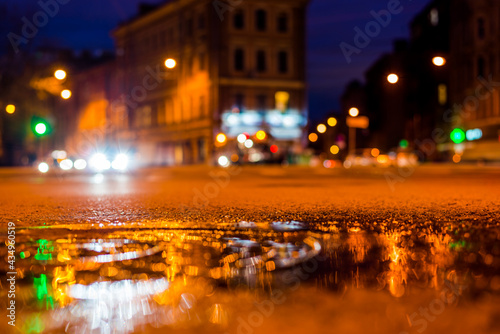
[1,164,499,226]
[1,164,500,334]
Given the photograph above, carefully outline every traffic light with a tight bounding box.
[31,116,50,136]
[450,128,465,144]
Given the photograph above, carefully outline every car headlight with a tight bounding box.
[89,153,111,171]
[112,153,129,171]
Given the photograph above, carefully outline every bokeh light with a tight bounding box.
[432,56,446,66]
[308,133,318,142]
[349,107,359,117]
[327,117,337,127]
[317,124,327,133]
[371,148,380,157]
[330,145,340,155]
[38,162,49,173]
[54,69,67,80]
[255,130,266,140]
[387,74,399,84]
[5,104,15,114]
[61,89,72,99]
[218,156,230,167]
[216,133,227,144]
[450,128,466,144]
[165,58,177,69]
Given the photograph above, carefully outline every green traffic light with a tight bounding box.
[450,128,465,144]
[35,123,47,135]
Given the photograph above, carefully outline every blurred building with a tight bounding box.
[342,0,500,162]
[88,0,310,166]
[449,0,500,161]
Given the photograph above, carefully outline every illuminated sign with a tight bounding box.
[221,110,306,140]
[466,128,482,141]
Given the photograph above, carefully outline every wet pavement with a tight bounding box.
[1,165,500,333]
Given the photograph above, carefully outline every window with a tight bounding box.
[438,84,447,105]
[235,94,245,111]
[477,57,485,77]
[277,13,288,32]
[186,18,193,37]
[234,48,244,71]
[477,18,485,39]
[200,96,206,117]
[199,52,205,71]
[429,9,439,26]
[275,91,290,111]
[198,14,205,30]
[135,106,152,128]
[278,51,288,73]
[186,56,193,76]
[234,10,244,29]
[255,9,267,31]
[256,50,266,72]
[256,94,267,112]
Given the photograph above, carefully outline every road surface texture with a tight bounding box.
[1,165,499,334]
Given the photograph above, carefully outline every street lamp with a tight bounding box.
[349,107,359,117]
[327,117,337,127]
[164,58,177,69]
[54,69,67,80]
[432,56,446,67]
[61,89,72,99]
[5,104,15,114]
[308,133,318,143]
[387,74,399,84]
[317,124,327,133]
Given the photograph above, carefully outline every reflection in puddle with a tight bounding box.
[2,221,499,333]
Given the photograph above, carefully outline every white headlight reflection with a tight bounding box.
[60,159,73,170]
[112,153,129,171]
[89,153,111,171]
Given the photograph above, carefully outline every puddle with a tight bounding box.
[2,221,499,333]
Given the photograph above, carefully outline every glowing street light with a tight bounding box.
[308,133,318,143]
[317,124,327,133]
[216,133,227,144]
[54,69,67,80]
[349,107,359,117]
[327,117,337,127]
[5,104,15,114]
[387,74,399,84]
[165,58,177,69]
[432,56,446,67]
[330,145,340,155]
[61,89,72,99]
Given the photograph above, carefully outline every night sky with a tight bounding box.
[1,0,430,120]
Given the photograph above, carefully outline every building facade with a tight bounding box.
[105,0,309,165]
[449,0,500,160]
